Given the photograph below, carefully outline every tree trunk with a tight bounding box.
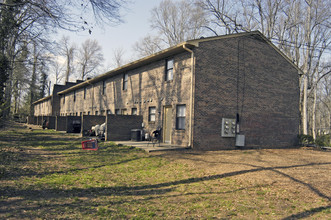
[312,87,316,139]
[301,76,308,135]
[29,43,38,116]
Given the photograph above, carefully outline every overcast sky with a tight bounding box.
[54,0,163,80]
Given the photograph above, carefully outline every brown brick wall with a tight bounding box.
[34,98,52,116]
[27,116,34,124]
[66,116,81,133]
[55,116,66,131]
[81,115,106,136]
[106,115,143,141]
[43,116,56,129]
[33,82,80,117]
[60,52,192,146]
[193,34,300,150]
[37,116,43,125]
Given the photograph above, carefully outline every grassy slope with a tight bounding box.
[0,123,330,219]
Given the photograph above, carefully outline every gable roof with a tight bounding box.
[57,31,302,96]
[186,30,302,74]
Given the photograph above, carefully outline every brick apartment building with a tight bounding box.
[33,81,83,116]
[33,31,300,150]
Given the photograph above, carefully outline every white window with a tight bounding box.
[165,59,173,81]
[149,107,156,122]
[176,105,186,130]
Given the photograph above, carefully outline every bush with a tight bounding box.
[298,134,331,147]
[315,134,331,147]
[297,134,315,145]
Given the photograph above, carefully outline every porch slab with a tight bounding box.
[113,141,190,152]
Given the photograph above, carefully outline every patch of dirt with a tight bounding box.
[154,148,331,205]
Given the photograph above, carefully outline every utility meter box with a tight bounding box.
[221,118,236,137]
[236,134,245,147]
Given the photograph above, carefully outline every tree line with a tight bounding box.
[0,0,123,118]
[1,0,330,139]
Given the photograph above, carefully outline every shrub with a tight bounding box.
[315,134,331,147]
[297,134,314,145]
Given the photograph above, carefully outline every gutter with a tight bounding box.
[183,44,195,149]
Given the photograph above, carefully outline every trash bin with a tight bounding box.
[131,129,142,141]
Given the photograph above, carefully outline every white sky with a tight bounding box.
[54,0,163,81]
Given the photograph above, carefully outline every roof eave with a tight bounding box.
[32,95,52,105]
[57,42,196,95]
[187,30,303,74]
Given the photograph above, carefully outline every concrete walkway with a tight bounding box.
[114,141,190,152]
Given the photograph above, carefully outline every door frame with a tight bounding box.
[163,105,172,143]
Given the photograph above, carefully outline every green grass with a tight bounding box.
[0,123,330,219]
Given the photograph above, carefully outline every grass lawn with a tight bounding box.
[0,122,330,219]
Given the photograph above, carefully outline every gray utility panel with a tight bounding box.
[221,118,236,137]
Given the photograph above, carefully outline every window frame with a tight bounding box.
[121,109,127,115]
[102,80,106,95]
[165,58,174,81]
[176,104,186,130]
[149,106,156,122]
[131,108,137,115]
[123,73,128,90]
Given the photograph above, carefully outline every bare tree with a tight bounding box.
[51,59,64,84]
[77,39,104,80]
[112,47,126,68]
[39,60,49,99]
[0,0,128,118]
[199,0,331,137]
[198,0,246,35]
[59,36,75,82]
[132,35,164,58]
[151,0,208,46]
[12,42,29,114]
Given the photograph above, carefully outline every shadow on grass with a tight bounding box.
[282,205,331,220]
[0,161,330,218]
[1,162,330,200]
[1,156,144,180]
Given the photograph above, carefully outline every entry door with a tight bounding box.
[163,106,172,143]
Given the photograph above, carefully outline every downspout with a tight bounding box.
[183,44,195,149]
[86,80,94,114]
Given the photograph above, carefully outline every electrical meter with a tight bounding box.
[221,118,236,137]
